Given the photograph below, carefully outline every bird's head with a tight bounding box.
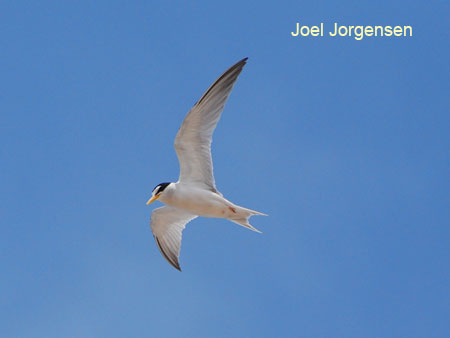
[146,182,171,205]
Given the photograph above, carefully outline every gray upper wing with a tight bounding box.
[150,206,197,271]
[174,58,248,192]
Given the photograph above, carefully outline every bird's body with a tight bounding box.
[147,58,266,270]
[158,182,264,225]
[158,183,232,218]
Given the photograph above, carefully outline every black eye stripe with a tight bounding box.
[153,182,170,194]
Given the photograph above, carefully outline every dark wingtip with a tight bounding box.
[195,57,249,107]
[173,260,182,272]
[238,57,248,65]
[155,236,182,271]
[231,57,248,69]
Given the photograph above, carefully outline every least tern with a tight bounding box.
[147,58,266,271]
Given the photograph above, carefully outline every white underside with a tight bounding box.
[159,183,238,218]
[157,182,265,233]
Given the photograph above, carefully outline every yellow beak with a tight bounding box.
[146,195,159,205]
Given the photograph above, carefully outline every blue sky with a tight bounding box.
[1,1,449,337]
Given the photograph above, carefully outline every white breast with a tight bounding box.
[159,183,232,218]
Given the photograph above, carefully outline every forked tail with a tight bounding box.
[228,206,267,233]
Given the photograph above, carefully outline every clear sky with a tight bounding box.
[1,1,449,337]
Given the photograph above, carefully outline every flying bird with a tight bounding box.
[147,58,266,271]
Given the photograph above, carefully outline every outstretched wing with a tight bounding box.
[174,58,248,192]
[150,206,197,271]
